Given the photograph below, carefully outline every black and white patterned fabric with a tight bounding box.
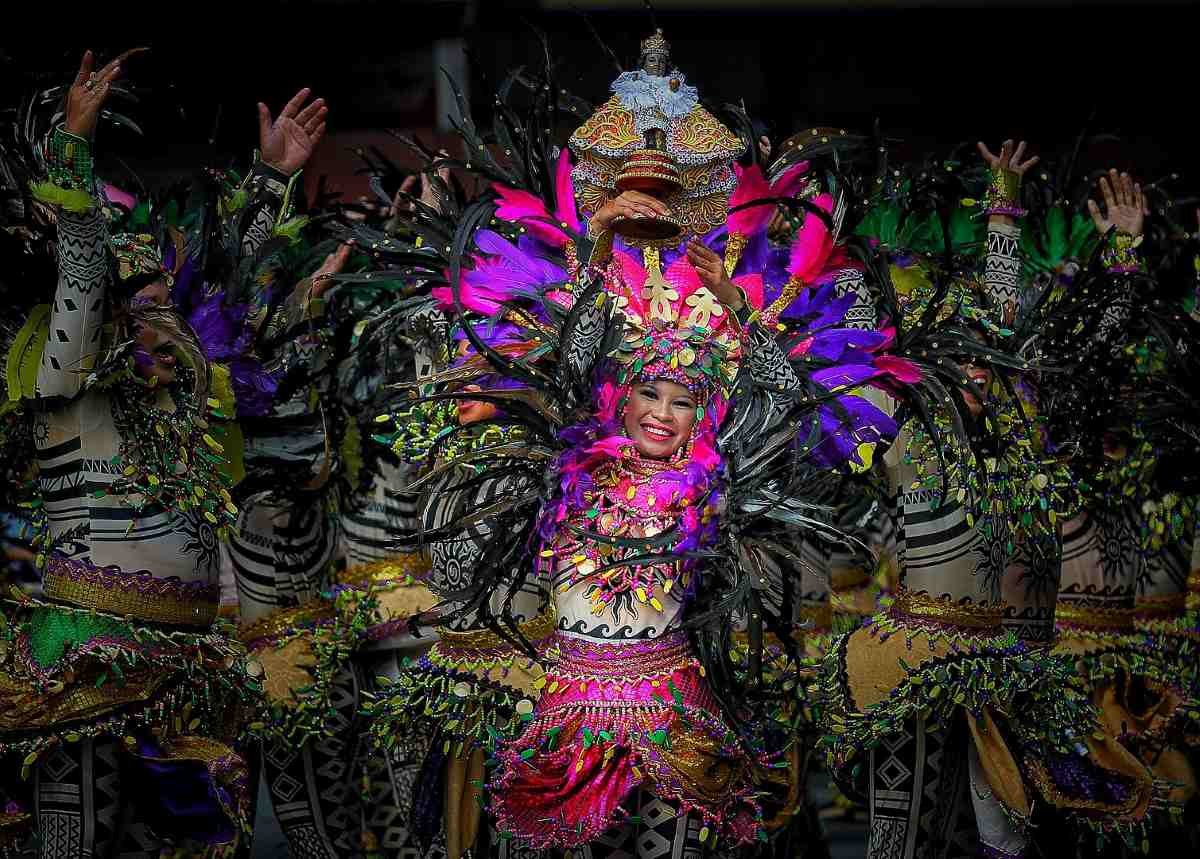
[34,738,163,859]
[866,716,996,859]
[227,488,340,624]
[833,267,878,331]
[261,664,365,859]
[983,222,1021,324]
[35,205,221,588]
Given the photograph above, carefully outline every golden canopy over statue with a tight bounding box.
[569,29,745,238]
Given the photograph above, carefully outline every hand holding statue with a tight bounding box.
[686,238,743,311]
[591,190,672,234]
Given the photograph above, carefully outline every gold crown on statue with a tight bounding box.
[640,29,670,60]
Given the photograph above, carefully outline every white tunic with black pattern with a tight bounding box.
[36,207,220,585]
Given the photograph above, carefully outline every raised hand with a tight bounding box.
[1087,169,1148,238]
[64,48,146,139]
[391,157,453,216]
[258,88,328,176]
[310,244,352,298]
[758,135,772,162]
[686,238,742,310]
[976,139,1040,176]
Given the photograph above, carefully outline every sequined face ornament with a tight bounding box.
[623,379,699,460]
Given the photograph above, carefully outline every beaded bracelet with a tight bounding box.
[983,166,1026,218]
[1100,232,1144,274]
[29,126,97,213]
[46,126,94,190]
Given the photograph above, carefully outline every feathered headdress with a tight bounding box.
[605,247,749,399]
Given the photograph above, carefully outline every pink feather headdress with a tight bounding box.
[724,161,811,273]
[491,150,581,248]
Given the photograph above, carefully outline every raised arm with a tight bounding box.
[683,238,806,463]
[227,89,328,275]
[1087,169,1149,348]
[559,191,674,386]
[35,52,132,399]
[977,139,1040,327]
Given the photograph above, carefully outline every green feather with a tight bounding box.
[6,305,51,401]
[29,181,94,214]
[273,215,310,242]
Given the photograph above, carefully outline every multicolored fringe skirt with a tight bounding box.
[729,625,811,832]
[366,610,558,755]
[364,610,558,859]
[1057,599,1199,814]
[1132,596,1200,751]
[0,556,258,847]
[489,631,762,850]
[819,588,1154,834]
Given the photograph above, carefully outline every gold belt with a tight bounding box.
[239,601,335,645]
[1054,601,1136,631]
[42,558,218,628]
[438,610,556,651]
[336,554,432,589]
[890,588,1004,630]
[1133,592,1187,622]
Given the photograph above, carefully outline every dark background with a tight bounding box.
[3,0,1195,203]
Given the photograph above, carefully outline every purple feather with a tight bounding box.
[804,329,888,362]
[186,293,253,362]
[781,282,854,330]
[810,395,897,468]
[223,355,279,418]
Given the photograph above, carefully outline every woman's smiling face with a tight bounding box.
[960,362,993,418]
[623,379,698,459]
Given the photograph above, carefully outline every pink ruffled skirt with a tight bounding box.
[489,631,762,849]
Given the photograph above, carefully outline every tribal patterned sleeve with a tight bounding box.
[235,161,294,262]
[232,162,323,377]
[832,266,878,331]
[1093,234,1145,352]
[718,307,804,465]
[1096,280,1133,353]
[984,220,1022,326]
[35,127,109,400]
[561,233,615,386]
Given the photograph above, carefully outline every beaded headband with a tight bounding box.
[110,232,174,297]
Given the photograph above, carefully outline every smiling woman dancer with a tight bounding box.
[355,28,900,859]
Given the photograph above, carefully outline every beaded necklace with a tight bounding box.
[902,387,1079,554]
[105,367,238,536]
[558,445,707,614]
